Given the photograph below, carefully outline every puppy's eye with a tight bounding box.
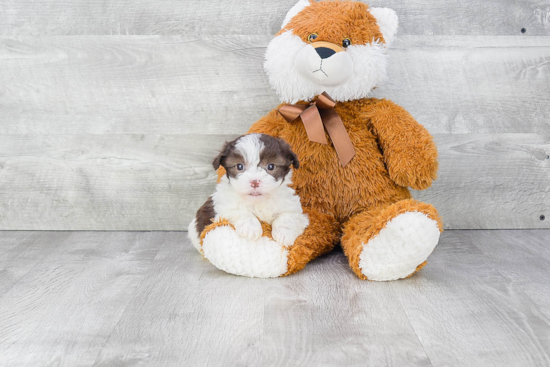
[342,38,351,48]
[308,33,318,42]
[267,164,275,171]
[236,164,244,171]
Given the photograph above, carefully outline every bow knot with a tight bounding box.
[277,92,355,167]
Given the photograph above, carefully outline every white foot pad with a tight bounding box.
[202,226,289,278]
[359,212,440,281]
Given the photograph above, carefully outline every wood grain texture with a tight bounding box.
[414,133,550,230]
[0,133,548,230]
[1,230,549,366]
[463,230,550,283]
[382,36,550,135]
[94,231,270,367]
[0,134,228,230]
[244,256,432,367]
[0,30,548,229]
[0,36,278,136]
[391,230,550,367]
[95,236,432,367]
[1,36,549,135]
[1,0,549,36]
[0,231,72,294]
[0,231,166,367]
[462,230,550,323]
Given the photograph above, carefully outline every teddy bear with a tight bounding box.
[194,0,443,281]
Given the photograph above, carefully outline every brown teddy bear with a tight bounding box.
[192,0,442,281]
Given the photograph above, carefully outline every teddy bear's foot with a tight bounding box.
[358,211,440,281]
[200,219,289,278]
[197,208,340,278]
[342,199,443,281]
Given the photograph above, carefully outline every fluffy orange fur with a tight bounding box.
[279,1,385,46]
[341,199,442,279]
[207,98,441,278]
[248,99,438,221]
[201,1,441,279]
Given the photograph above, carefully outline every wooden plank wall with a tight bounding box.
[0,0,548,230]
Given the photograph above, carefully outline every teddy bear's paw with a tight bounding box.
[391,170,435,191]
[202,225,289,278]
[235,216,263,241]
[359,212,440,281]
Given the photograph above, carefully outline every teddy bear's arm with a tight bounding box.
[367,99,438,190]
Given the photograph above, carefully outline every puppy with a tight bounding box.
[188,133,309,251]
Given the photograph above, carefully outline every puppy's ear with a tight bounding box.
[212,149,224,170]
[212,141,230,170]
[289,150,300,169]
[212,137,241,170]
[277,138,300,169]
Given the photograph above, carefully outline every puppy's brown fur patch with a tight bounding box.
[195,196,215,235]
[259,134,299,181]
[213,138,245,179]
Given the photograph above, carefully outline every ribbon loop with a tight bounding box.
[278,104,307,123]
[277,92,355,167]
[315,92,336,110]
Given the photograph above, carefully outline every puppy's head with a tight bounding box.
[265,0,398,103]
[213,134,299,198]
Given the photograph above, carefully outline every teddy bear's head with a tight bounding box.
[265,0,398,103]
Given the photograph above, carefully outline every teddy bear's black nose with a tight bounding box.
[315,47,336,59]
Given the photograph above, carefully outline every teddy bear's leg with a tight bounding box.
[199,207,340,278]
[341,199,443,281]
[282,207,341,276]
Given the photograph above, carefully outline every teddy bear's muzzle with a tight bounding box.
[294,43,354,87]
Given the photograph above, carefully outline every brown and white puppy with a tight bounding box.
[188,134,309,251]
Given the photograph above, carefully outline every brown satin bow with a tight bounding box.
[277,92,355,167]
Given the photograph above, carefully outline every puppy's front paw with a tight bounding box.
[235,217,263,241]
[272,213,308,247]
[272,224,300,247]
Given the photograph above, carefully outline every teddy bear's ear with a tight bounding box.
[281,0,313,29]
[368,7,399,48]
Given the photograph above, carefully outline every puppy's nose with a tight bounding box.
[250,180,260,188]
[315,47,336,59]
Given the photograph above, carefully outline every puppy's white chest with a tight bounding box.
[248,200,278,224]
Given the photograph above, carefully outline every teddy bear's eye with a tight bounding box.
[267,164,275,171]
[342,38,352,48]
[308,33,318,42]
[237,163,244,171]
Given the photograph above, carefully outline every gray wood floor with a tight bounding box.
[0,230,549,367]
